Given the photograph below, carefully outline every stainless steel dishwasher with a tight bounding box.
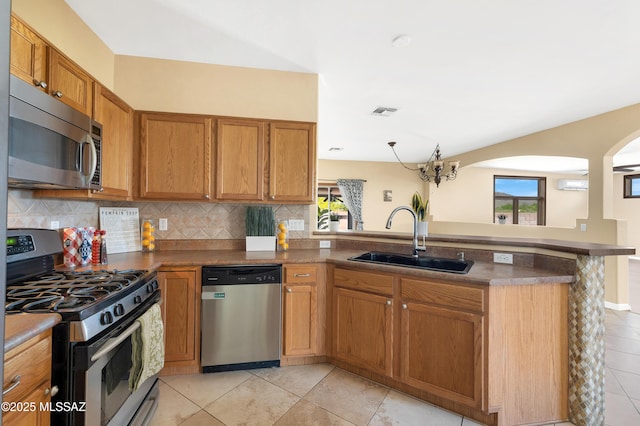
[201,264,282,372]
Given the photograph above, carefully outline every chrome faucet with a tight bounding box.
[385,206,426,257]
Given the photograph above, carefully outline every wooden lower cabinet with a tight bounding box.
[333,287,393,377]
[330,266,569,426]
[282,264,325,361]
[400,301,483,408]
[3,330,53,426]
[283,283,317,356]
[158,268,201,375]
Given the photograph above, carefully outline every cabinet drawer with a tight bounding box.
[3,332,51,403]
[333,268,393,296]
[401,278,485,314]
[284,265,317,283]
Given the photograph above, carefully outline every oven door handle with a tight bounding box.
[90,321,140,362]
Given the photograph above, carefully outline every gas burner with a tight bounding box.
[5,268,152,315]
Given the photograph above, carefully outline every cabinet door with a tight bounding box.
[333,287,393,377]
[158,270,199,366]
[268,122,316,202]
[10,15,48,90]
[2,381,51,426]
[400,301,483,408]
[93,84,133,198]
[216,118,265,200]
[49,50,93,115]
[283,284,317,356]
[139,113,212,200]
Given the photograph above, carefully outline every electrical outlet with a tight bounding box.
[288,220,304,231]
[493,253,513,264]
[159,218,168,231]
[51,221,59,229]
[319,240,331,249]
[580,223,587,232]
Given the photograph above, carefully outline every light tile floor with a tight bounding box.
[150,309,640,426]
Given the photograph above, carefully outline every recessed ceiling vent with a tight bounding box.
[371,106,398,117]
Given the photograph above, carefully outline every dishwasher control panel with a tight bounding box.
[202,264,281,285]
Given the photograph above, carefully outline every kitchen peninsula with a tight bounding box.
[77,232,632,426]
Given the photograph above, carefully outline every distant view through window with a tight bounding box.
[317,184,350,230]
[624,174,640,198]
[494,176,546,225]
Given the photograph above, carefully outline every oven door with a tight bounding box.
[75,294,161,426]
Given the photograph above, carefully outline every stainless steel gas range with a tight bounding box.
[6,228,161,426]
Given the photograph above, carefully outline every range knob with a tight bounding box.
[113,304,125,317]
[100,311,113,325]
[133,295,142,304]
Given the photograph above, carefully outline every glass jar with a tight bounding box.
[276,220,288,251]
[141,218,156,252]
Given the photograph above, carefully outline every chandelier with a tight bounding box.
[388,141,460,187]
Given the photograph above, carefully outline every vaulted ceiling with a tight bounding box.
[65,0,640,167]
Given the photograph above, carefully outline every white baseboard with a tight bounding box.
[605,301,631,311]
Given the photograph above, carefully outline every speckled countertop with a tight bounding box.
[4,313,61,353]
[75,248,576,286]
[12,230,629,352]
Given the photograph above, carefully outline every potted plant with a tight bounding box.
[411,192,429,236]
[245,206,276,251]
[329,212,341,232]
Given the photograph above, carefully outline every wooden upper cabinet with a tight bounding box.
[139,113,213,200]
[268,121,316,202]
[10,14,48,91]
[216,118,265,200]
[93,84,134,198]
[49,50,93,116]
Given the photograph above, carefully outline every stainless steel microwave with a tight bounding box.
[8,74,102,190]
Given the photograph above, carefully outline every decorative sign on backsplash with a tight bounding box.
[99,207,141,254]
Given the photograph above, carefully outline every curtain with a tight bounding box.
[337,179,365,230]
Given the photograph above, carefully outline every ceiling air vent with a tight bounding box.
[371,106,398,117]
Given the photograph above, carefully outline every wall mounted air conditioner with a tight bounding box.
[557,179,589,191]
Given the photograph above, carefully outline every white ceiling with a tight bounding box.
[65,0,640,167]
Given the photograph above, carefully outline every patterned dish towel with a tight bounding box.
[129,303,165,391]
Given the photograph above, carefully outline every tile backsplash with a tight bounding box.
[7,190,310,240]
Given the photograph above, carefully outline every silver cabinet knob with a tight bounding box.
[402,303,408,310]
[386,300,392,306]
[45,385,59,397]
[287,288,292,293]
[52,90,63,98]
[269,195,276,200]
[204,194,210,199]
[33,80,48,89]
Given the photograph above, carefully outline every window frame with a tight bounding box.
[493,175,546,225]
[316,183,352,230]
[623,174,640,198]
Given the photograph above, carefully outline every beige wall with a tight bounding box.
[12,0,318,123]
[12,0,116,88]
[614,173,640,256]
[114,56,317,121]
[318,160,426,232]
[429,166,588,228]
[431,105,640,307]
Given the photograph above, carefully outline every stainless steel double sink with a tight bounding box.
[349,251,473,274]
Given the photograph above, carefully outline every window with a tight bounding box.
[494,176,546,225]
[624,174,640,198]
[317,183,351,230]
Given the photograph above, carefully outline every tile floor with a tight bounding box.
[150,309,640,426]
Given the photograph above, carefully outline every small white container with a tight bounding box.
[245,236,276,252]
